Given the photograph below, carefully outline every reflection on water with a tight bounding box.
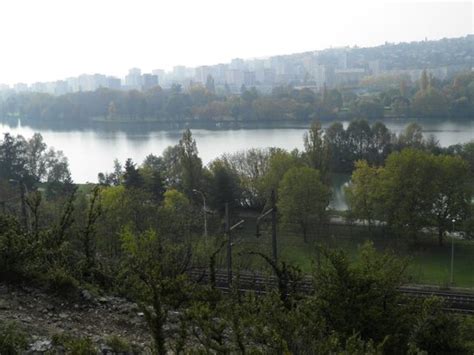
[0,119,473,210]
[330,174,351,211]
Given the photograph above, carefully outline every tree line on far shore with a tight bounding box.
[1,71,473,123]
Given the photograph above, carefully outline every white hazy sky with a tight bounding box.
[0,0,472,85]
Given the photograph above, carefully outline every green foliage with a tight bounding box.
[120,228,193,354]
[313,242,412,353]
[45,266,79,295]
[159,189,197,239]
[123,158,144,189]
[207,159,241,213]
[324,119,394,174]
[178,129,203,198]
[409,297,468,354]
[79,185,102,277]
[218,148,272,209]
[304,121,330,180]
[348,148,473,244]
[278,166,331,242]
[51,333,96,354]
[412,87,449,118]
[351,97,384,120]
[381,149,434,238]
[0,321,27,355]
[459,315,474,352]
[260,148,302,200]
[105,335,132,353]
[0,215,30,279]
[431,154,472,244]
[0,132,72,188]
[345,160,382,228]
[398,122,424,149]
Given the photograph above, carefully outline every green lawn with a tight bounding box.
[229,219,474,288]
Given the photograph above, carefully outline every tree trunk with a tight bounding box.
[146,288,166,355]
[438,227,444,247]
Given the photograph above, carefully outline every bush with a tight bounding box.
[67,338,96,355]
[0,321,28,355]
[459,315,474,353]
[0,215,30,280]
[410,298,467,353]
[106,335,132,353]
[46,267,79,296]
[51,333,96,354]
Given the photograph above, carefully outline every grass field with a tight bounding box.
[228,219,474,289]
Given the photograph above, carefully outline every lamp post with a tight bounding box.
[192,189,207,238]
[450,218,455,285]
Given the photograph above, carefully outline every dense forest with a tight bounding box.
[1,120,474,352]
[0,71,473,124]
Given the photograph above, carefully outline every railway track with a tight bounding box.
[189,269,474,314]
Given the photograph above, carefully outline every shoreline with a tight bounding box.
[2,116,473,133]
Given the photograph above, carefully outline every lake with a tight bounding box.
[1,119,473,209]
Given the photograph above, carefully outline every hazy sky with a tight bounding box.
[0,0,472,85]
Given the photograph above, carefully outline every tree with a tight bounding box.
[391,96,410,117]
[459,141,474,177]
[178,129,203,199]
[378,149,438,241]
[158,189,196,240]
[351,97,384,120]
[324,122,350,173]
[0,133,28,183]
[346,160,382,229]
[312,243,413,353]
[220,148,272,209]
[420,69,429,92]
[431,155,472,245]
[398,122,424,149]
[278,167,331,242]
[120,228,193,354]
[261,149,303,200]
[123,158,143,189]
[161,145,182,188]
[207,160,241,214]
[80,186,102,276]
[346,119,373,163]
[412,87,449,118]
[0,214,30,279]
[303,121,330,181]
[369,121,393,165]
[25,133,47,182]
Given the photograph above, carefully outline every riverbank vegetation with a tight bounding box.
[1,121,474,352]
[1,71,473,125]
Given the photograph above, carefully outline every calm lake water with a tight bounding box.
[1,119,473,209]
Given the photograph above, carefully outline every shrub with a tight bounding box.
[0,215,30,280]
[106,335,131,353]
[0,321,28,355]
[46,267,79,296]
[67,338,96,355]
[51,333,96,354]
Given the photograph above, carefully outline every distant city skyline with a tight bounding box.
[0,0,471,85]
[1,34,472,96]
